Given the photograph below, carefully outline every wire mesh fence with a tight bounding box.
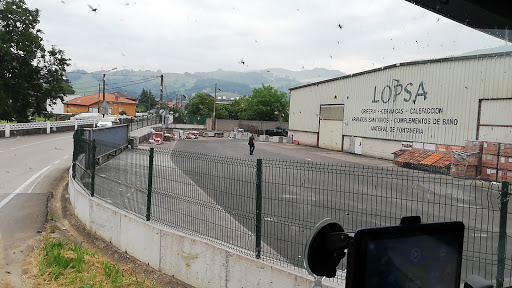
[260,159,509,284]
[150,149,257,255]
[94,148,150,219]
[72,131,512,285]
[119,115,160,132]
[72,132,94,195]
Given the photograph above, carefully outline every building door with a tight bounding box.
[477,99,512,143]
[354,137,362,155]
[318,105,344,151]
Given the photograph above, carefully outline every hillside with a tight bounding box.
[459,44,512,56]
[66,68,345,101]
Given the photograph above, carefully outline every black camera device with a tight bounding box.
[305,217,465,288]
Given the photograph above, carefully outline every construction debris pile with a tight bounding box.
[393,141,512,182]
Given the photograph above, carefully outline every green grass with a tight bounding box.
[33,236,157,288]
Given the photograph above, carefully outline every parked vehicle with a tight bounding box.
[185,131,199,139]
[70,112,102,121]
[264,126,288,136]
[97,119,113,128]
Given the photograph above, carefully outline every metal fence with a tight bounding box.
[171,114,208,125]
[72,133,512,286]
[119,115,160,132]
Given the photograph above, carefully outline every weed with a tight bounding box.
[48,224,56,233]
[35,236,159,287]
[103,261,125,285]
[48,213,55,221]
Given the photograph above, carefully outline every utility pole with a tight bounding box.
[213,83,217,131]
[160,75,164,124]
[98,83,100,113]
[160,75,164,108]
[148,91,151,112]
[102,74,106,118]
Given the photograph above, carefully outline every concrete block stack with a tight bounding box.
[498,143,512,183]
[481,141,499,181]
[450,141,482,178]
[450,140,512,182]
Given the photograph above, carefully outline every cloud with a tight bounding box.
[26,0,506,74]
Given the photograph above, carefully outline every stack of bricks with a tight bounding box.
[450,141,482,178]
[498,143,512,183]
[480,142,499,181]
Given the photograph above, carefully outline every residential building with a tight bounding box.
[63,93,138,116]
[113,91,137,101]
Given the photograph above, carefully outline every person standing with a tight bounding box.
[248,134,255,155]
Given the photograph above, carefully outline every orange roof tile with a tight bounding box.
[420,153,446,165]
[64,93,138,106]
[432,154,452,168]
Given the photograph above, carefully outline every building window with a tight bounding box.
[108,108,113,115]
[89,107,98,113]
[119,107,124,112]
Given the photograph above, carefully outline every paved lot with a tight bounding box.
[172,138,509,281]
[93,137,511,283]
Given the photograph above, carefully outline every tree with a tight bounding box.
[215,104,230,119]
[185,92,214,116]
[241,84,289,121]
[0,0,71,122]
[136,88,157,112]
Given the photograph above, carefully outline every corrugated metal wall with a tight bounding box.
[290,54,512,146]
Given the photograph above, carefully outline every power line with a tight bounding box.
[70,76,157,88]
[105,77,158,91]
[74,77,158,95]
[67,71,161,77]
[108,77,158,86]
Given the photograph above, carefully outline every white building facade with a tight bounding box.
[289,53,512,160]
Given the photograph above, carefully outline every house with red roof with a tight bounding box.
[63,93,138,116]
[166,101,184,109]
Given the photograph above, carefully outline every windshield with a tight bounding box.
[2,1,511,287]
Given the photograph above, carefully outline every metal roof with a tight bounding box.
[289,51,512,91]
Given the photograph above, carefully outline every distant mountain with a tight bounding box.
[66,67,345,101]
[459,45,512,56]
[263,67,345,83]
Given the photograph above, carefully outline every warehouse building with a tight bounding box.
[288,52,512,160]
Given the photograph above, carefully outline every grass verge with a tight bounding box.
[28,234,156,288]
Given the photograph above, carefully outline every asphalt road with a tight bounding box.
[0,132,73,287]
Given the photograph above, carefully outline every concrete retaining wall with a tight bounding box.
[67,168,343,288]
[288,130,318,146]
[165,123,206,130]
[216,119,288,133]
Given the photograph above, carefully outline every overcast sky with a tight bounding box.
[25,0,508,74]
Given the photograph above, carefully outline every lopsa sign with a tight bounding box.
[345,77,466,144]
[372,79,427,104]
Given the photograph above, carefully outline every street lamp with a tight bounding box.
[102,67,117,117]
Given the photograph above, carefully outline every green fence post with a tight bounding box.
[497,181,509,288]
[90,140,96,197]
[256,158,262,259]
[72,132,77,179]
[146,148,155,221]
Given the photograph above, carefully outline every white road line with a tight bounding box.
[27,166,55,194]
[10,136,70,150]
[0,165,52,210]
[28,156,67,193]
